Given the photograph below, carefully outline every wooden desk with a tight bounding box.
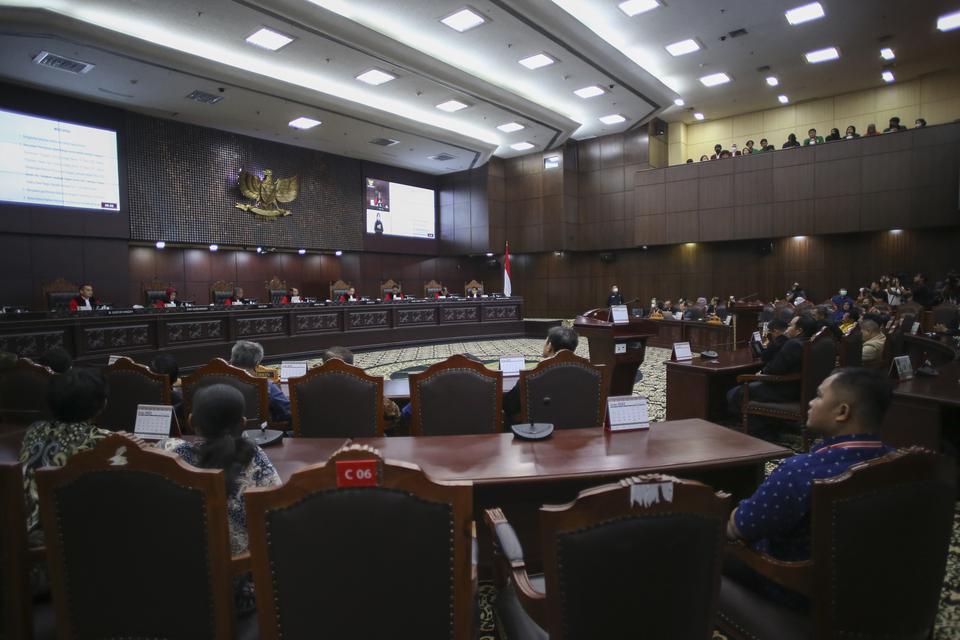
[882,360,960,449]
[645,318,736,352]
[665,349,763,421]
[382,375,519,400]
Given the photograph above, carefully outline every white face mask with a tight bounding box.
[839,290,848,296]
[612,288,618,293]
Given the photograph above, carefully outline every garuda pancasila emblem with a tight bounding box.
[235,169,298,218]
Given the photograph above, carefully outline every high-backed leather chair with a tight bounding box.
[329,279,351,301]
[41,277,78,311]
[837,325,862,367]
[181,358,268,425]
[142,278,171,306]
[210,280,234,305]
[717,449,956,640]
[244,445,474,640]
[95,356,172,432]
[380,278,400,298]
[518,350,608,429]
[409,354,502,436]
[265,276,287,305]
[486,475,730,640]
[464,279,484,296]
[424,279,443,298]
[288,359,385,437]
[736,328,837,442]
[36,434,246,639]
[0,358,54,424]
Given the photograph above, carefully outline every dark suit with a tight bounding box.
[606,293,624,306]
[760,334,788,365]
[727,336,805,416]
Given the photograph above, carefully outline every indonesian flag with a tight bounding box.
[503,241,512,297]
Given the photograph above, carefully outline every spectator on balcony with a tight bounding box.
[759,138,775,151]
[914,118,927,128]
[699,154,710,162]
[803,128,824,146]
[844,125,860,139]
[782,133,801,149]
[710,143,725,160]
[825,128,841,142]
[883,117,906,133]
[742,140,756,154]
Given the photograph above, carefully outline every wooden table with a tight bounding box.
[882,359,960,449]
[645,318,736,352]
[665,349,763,421]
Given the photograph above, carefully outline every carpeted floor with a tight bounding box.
[348,336,959,639]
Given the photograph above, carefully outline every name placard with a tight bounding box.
[134,404,173,440]
[499,356,525,377]
[614,343,627,354]
[610,304,629,325]
[280,361,308,382]
[891,355,914,380]
[606,395,649,431]
[336,459,379,488]
[671,341,693,361]
[107,354,122,365]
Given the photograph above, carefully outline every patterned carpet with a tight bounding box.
[348,336,959,639]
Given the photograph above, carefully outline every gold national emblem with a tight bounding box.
[235,169,298,218]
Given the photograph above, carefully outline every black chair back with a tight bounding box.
[0,359,54,424]
[520,350,607,429]
[96,357,171,431]
[182,359,268,424]
[289,359,384,437]
[409,354,502,436]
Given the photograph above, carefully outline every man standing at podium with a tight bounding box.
[606,284,624,307]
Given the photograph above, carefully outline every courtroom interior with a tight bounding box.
[2,0,960,638]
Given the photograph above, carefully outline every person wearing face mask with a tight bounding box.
[831,287,854,316]
[844,125,860,139]
[825,128,841,142]
[606,284,624,307]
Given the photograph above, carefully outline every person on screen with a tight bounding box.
[385,285,404,301]
[69,283,98,311]
[606,285,624,307]
[279,287,301,305]
[338,287,358,302]
[153,287,180,308]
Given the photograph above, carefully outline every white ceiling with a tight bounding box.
[0,0,957,174]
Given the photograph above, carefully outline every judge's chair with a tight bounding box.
[464,279,484,296]
[380,278,401,298]
[409,354,503,436]
[41,277,79,311]
[0,358,54,424]
[95,356,172,432]
[329,279,351,301]
[244,445,474,640]
[35,434,254,639]
[486,475,730,640]
[288,358,385,437]
[265,276,287,305]
[181,358,268,426]
[518,350,608,429]
[736,328,837,444]
[210,280,234,305]
[424,279,444,298]
[143,278,171,306]
[717,449,956,640]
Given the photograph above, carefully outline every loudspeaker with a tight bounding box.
[600,252,617,263]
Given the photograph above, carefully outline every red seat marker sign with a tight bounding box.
[336,459,378,487]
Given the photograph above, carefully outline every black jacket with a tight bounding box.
[760,334,788,365]
[606,293,624,306]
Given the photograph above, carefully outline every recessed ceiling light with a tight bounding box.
[511,141,535,151]
[288,116,321,129]
[155,241,166,249]
[298,248,306,255]
[335,250,343,256]
[766,76,779,86]
[665,38,701,57]
[778,94,789,103]
[256,247,263,254]
[805,47,840,63]
[209,244,218,252]
[435,99,469,112]
[518,53,555,69]
[699,72,731,87]
[440,7,487,32]
[618,0,660,17]
[245,27,294,51]
[880,47,895,60]
[599,114,626,124]
[574,85,605,98]
[356,69,396,85]
[937,10,960,31]
[882,70,895,83]
[693,112,705,120]
[785,2,825,25]
[497,122,525,132]
[674,98,685,106]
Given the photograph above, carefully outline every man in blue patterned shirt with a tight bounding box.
[727,367,894,561]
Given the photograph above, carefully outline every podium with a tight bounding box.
[728,300,765,348]
[574,309,659,396]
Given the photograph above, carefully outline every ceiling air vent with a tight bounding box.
[728,28,748,38]
[33,51,95,75]
[369,137,399,147]
[185,90,223,105]
[429,153,456,161]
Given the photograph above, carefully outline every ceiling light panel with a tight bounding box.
[665,38,701,57]
[245,27,294,51]
[618,0,660,17]
[518,52,555,69]
[785,2,825,25]
[880,48,895,60]
[766,76,779,86]
[700,72,731,87]
[574,85,605,98]
[355,69,396,85]
[288,116,321,129]
[440,7,487,32]
[882,70,895,83]
[693,112,705,120]
[805,47,840,63]
[778,95,789,103]
[435,99,470,112]
[497,122,525,132]
[674,98,685,106]
[937,10,960,31]
[599,114,626,124]
[511,141,535,150]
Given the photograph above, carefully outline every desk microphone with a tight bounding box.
[511,396,554,439]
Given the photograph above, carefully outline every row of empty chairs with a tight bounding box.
[2,434,954,639]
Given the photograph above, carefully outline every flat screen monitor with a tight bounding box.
[364,177,435,239]
[0,108,121,211]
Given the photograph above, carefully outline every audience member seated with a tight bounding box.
[915,118,927,128]
[338,286,358,302]
[726,315,819,422]
[160,384,280,612]
[883,116,906,133]
[860,316,887,367]
[683,298,707,320]
[742,139,756,154]
[503,326,578,425]
[758,318,789,365]
[606,284,624,307]
[384,285,404,301]
[825,127,841,142]
[813,304,843,340]
[435,286,450,298]
[279,287,301,304]
[844,125,860,139]
[759,138,775,151]
[803,128,824,145]
[153,287,180,308]
[710,143,725,160]
[229,340,291,423]
[36,347,72,374]
[226,287,251,305]
[150,352,185,429]
[322,346,401,426]
[865,123,879,136]
[724,368,894,606]
[699,154,710,162]
[730,143,741,156]
[782,133,800,148]
[839,306,860,335]
[911,272,934,307]
[68,283,98,311]
[19,367,113,535]
[784,282,806,303]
